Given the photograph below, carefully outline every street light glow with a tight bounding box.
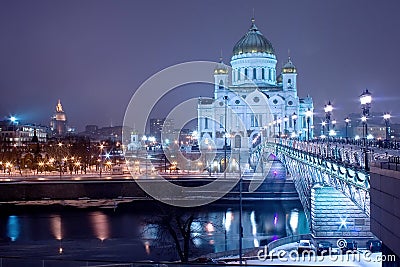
[324,101,333,113]
[383,113,391,120]
[360,89,372,105]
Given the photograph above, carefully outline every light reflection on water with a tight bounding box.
[6,215,19,242]
[89,211,110,241]
[50,214,62,240]
[0,203,308,260]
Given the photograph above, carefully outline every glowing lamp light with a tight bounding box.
[360,89,372,105]
[141,136,147,141]
[361,116,367,122]
[10,116,17,123]
[367,134,374,140]
[355,135,360,140]
[305,109,313,118]
[383,113,391,120]
[324,101,333,113]
[329,130,336,136]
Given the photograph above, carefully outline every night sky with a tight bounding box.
[1,0,399,131]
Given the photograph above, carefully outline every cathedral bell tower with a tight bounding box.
[282,57,297,92]
[214,57,229,99]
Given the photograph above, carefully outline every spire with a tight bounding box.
[56,99,63,112]
[250,17,257,31]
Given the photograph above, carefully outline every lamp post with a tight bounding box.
[223,95,228,176]
[292,112,297,138]
[360,89,372,171]
[283,116,289,138]
[306,109,313,141]
[331,119,337,142]
[321,121,326,139]
[324,101,333,157]
[345,117,351,143]
[58,142,63,180]
[277,118,282,139]
[99,144,104,177]
[383,113,391,144]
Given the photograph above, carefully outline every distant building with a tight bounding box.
[0,121,47,150]
[149,118,174,142]
[50,99,68,136]
[80,125,132,143]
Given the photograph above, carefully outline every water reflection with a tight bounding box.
[50,214,62,240]
[7,215,19,242]
[89,211,110,241]
[0,202,308,261]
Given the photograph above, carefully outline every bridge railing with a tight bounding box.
[264,140,370,216]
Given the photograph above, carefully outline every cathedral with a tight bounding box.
[198,18,314,152]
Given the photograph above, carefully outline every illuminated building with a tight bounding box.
[50,99,68,136]
[198,18,314,150]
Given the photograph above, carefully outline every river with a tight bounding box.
[0,200,308,263]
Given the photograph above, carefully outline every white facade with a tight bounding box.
[198,19,314,150]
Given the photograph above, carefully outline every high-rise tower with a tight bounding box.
[50,99,67,136]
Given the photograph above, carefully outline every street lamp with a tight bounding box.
[324,101,333,135]
[277,118,282,139]
[306,109,313,141]
[58,142,63,180]
[324,101,333,156]
[292,112,298,138]
[223,95,228,175]
[345,117,351,143]
[321,121,326,139]
[360,89,372,171]
[99,144,104,177]
[383,113,391,144]
[283,116,289,137]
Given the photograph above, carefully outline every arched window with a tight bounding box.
[262,68,265,79]
[237,69,240,80]
[288,79,292,84]
[253,68,257,79]
[244,68,248,78]
[219,80,224,89]
[269,69,272,80]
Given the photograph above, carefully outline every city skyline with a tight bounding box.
[1,0,400,131]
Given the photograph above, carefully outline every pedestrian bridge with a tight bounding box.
[250,139,375,242]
